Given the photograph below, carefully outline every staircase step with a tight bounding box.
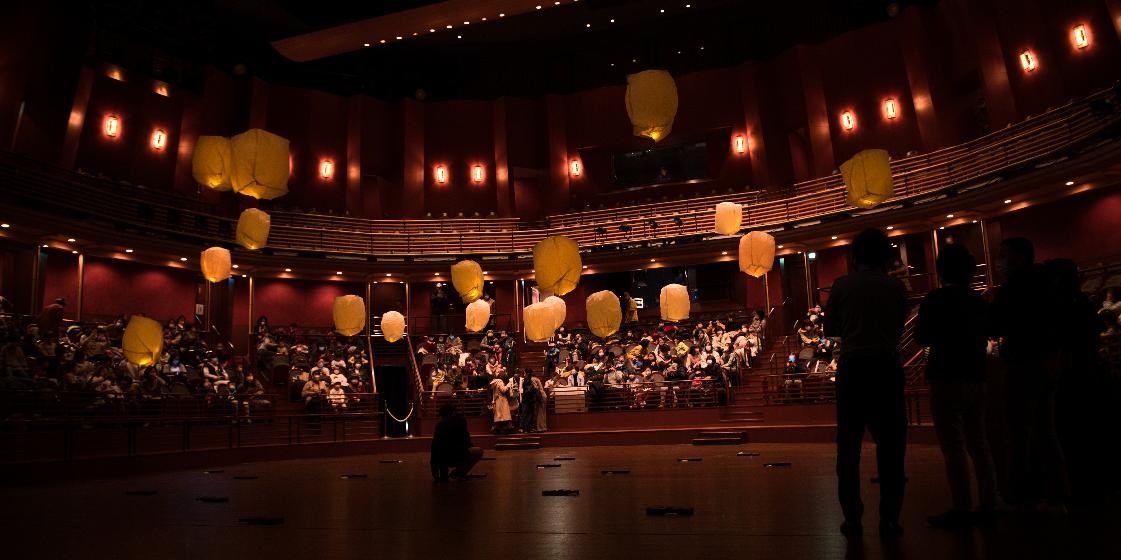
[692,437,743,446]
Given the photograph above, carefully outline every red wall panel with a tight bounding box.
[251,278,364,329]
[82,257,197,322]
[41,250,78,319]
[423,100,497,217]
[995,185,1121,264]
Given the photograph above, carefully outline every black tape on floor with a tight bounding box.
[340,474,368,479]
[124,490,157,496]
[536,464,562,469]
[542,489,580,496]
[763,463,792,468]
[647,506,694,516]
[601,469,631,475]
[677,458,702,462]
[238,517,284,526]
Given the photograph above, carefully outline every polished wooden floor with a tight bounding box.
[1,443,1117,559]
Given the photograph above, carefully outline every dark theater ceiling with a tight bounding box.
[86,0,937,100]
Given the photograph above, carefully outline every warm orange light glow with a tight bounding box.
[733,134,747,154]
[320,159,334,180]
[154,82,169,97]
[106,67,123,81]
[472,164,485,183]
[882,98,898,120]
[840,111,856,131]
[1019,50,1038,72]
[569,159,582,177]
[435,164,448,184]
[103,115,120,138]
[1072,24,1090,49]
[150,129,167,150]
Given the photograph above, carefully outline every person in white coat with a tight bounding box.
[490,373,513,434]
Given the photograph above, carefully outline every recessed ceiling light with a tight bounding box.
[660,8,665,13]
[831,235,838,240]
[179,257,187,262]
[434,272,440,276]
[886,226,894,230]
[1065,181,1075,186]
[67,238,76,242]
[124,249,133,253]
[463,21,469,25]
[0,224,8,228]
[336,271,343,275]
[536,5,541,9]
[650,258,656,262]
[42,244,48,248]
[972,220,978,223]
[396,36,402,40]
[386,273,392,277]
[610,18,615,22]
[242,274,246,278]
[1004,199,1012,204]
[531,269,535,273]
[483,271,488,275]
[777,244,784,249]
[72,250,79,254]
[363,43,370,47]
[499,13,505,17]
[232,264,239,269]
[429,28,435,32]
[938,226,945,230]
[457,35,462,39]
[379,39,386,44]
[446,24,452,29]
[586,23,591,27]
[582,265,588,269]
[946,214,954,218]
[721,251,728,255]
[285,268,292,272]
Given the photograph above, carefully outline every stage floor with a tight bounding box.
[1,443,1116,560]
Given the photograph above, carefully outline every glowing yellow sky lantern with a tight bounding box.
[192,136,233,191]
[523,302,557,342]
[660,283,690,322]
[533,236,581,296]
[465,299,491,333]
[122,315,163,366]
[381,311,405,343]
[738,231,776,278]
[451,260,484,303]
[841,148,894,209]
[543,295,566,330]
[200,247,232,283]
[625,70,678,142]
[714,201,743,235]
[586,290,621,338]
[230,128,290,200]
[333,295,366,336]
[235,208,271,250]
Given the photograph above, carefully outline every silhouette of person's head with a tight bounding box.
[438,403,458,419]
[935,244,976,286]
[851,228,891,271]
[999,237,1035,274]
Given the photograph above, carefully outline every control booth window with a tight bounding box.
[612,141,710,189]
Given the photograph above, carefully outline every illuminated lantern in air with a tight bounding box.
[714,202,743,236]
[523,302,557,342]
[333,295,366,336]
[543,296,566,330]
[230,129,290,200]
[381,311,405,343]
[659,284,690,322]
[451,260,484,303]
[586,290,622,338]
[122,316,164,366]
[200,247,232,283]
[533,236,581,296]
[738,231,776,278]
[625,70,678,142]
[235,208,271,250]
[192,136,233,191]
[841,149,894,209]
[465,299,491,332]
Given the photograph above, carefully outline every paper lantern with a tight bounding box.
[122,316,163,366]
[451,260,484,303]
[192,136,233,191]
[841,149,894,209]
[235,208,271,250]
[523,302,557,342]
[465,299,491,333]
[381,311,405,343]
[738,231,776,278]
[659,283,690,322]
[543,296,566,330]
[533,236,582,296]
[625,70,678,142]
[200,247,231,283]
[586,290,622,338]
[230,128,290,200]
[714,202,743,236]
[333,295,366,336]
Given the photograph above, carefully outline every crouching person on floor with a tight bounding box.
[431,404,484,483]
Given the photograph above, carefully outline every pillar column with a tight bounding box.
[76,253,84,321]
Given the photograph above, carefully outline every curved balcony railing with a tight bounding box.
[1,88,1117,256]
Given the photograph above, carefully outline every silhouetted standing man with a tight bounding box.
[825,228,908,538]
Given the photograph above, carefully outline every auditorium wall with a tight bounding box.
[81,258,197,321]
[995,185,1121,264]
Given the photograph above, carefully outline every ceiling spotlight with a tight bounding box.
[0,224,8,228]
[1065,181,1075,186]
[482,271,488,275]
[582,265,588,269]
[446,24,452,28]
[610,18,615,23]
[972,220,978,223]
[457,35,462,39]
[660,9,665,13]
[885,226,894,230]
[285,268,292,272]
[721,251,728,255]
[125,249,133,253]
[72,250,79,254]
[396,36,402,40]
[434,272,440,276]
[500,13,505,17]
[336,271,343,275]
[1004,199,1012,204]
[586,23,591,27]
[938,226,945,230]
[232,264,239,269]
[536,5,541,9]
[67,238,76,242]
[946,214,954,218]
[179,257,187,262]
[777,244,784,249]
[363,43,370,47]
[831,235,838,240]
[42,244,48,248]
[650,258,656,262]
[241,274,247,278]
[386,273,392,277]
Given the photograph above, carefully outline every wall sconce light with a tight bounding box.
[103,115,120,138]
[1019,49,1038,72]
[1072,25,1090,49]
[106,67,123,81]
[882,98,898,120]
[153,82,169,97]
[434,164,448,184]
[840,111,856,131]
[320,159,334,180]
[150,129,167,150]
[569,159,582,177]
[472,164,485,184]
[733,134,747,154]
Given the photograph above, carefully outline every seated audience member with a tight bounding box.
[430,404,484,483]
